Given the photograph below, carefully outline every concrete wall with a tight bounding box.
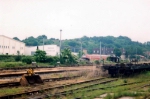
[0,35,25,55]
[25,45,60,56]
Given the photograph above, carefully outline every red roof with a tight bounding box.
[83,54,109,61]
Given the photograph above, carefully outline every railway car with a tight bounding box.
[101,63,150,77]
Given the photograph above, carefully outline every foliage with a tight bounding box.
[34,50,47,63]
[15,55,22,61]
[14,35,150,57]
[78,51,83,58]
[95,60,100,65]
[22,56,32,64]
[13,37,20,41]
[46,56,59,65]
[60,48,78,65]
[0,62,26,68]
[0,55,24,62]
[15,51,22,61]
[114,48,122,57]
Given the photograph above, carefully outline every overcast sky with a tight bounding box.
[0,0,150,43]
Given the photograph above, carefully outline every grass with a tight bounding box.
[1,70,150,99]
[0,62,55,68]
[63,71,150,99]
[0,87,25,96]
[0,62,26,68]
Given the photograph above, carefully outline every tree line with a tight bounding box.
[13,35,150,57]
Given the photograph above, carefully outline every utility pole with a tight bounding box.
[81,39,82,58]
[43,37,44,51]
[136,48,137,59]
[136,48,137,64]
[100,42,101,62]
[74,48,75,53]
[60,29,62,56]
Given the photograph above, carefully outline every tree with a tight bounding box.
[13,37,20,41]
[37,46,39,50]
[125,51,129,59]
[78,51,83,58]
[22,56,32,64]
[34,50,47,62]
[60,48,77,65]
[114,48,122,57]
[15,51,21,61]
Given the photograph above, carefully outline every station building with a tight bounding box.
[0,35,25,55]
[25,45,60,56]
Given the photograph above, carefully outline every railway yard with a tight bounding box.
[1,65,150,99]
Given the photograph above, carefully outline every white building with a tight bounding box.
[25,45,60,56]
[0,35,25,55]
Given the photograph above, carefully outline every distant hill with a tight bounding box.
[14,35,150,56]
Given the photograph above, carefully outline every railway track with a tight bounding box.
[0,75,80,88]
[0,70,78,78]
[0,65,93,71]
[0,77,109,99]
[28,78,118,99]
[44,80,150,99]
[0,66,55,71]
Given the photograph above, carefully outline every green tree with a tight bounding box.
[34,50,47,62]
[78,51,84,58]
[60,48,77,65]
[13,37,20,41]
[15,51,21,61]
[114,48,122,57]
[22,56,32,64]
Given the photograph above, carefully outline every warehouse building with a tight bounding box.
[25,45,60,56]
[0,35,25,55]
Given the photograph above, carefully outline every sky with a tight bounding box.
[0,0,150,43]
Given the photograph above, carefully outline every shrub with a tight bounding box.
[34,50,47,62]
[15,55,22,61]
[0,55,25,62]
[123,79,128,83]
[4,57,15,62]
[46,56,54,63]
[95,60,100,65]
[22,56,32,64]
[5,63,16,68]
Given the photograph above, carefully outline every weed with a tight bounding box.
[123,79,128,83]
[148,88,150,92]
[104,93,112,99]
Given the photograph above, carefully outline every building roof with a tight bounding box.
[83,54,109,60]
[26,44,59,48]
[0,35,25,44]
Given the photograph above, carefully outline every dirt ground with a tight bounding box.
[0,66,103,83]
[0,66,96,74]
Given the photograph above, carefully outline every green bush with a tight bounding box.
[46,56,54,63]
[3,57,15,62]
[22,56,32,64]
[5,63,16,67]
[15,55,22,61]
[0,62,26,68]
[0,55,24,62]
[95,60,100,65]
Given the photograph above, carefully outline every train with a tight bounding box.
[101,62,150,77]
